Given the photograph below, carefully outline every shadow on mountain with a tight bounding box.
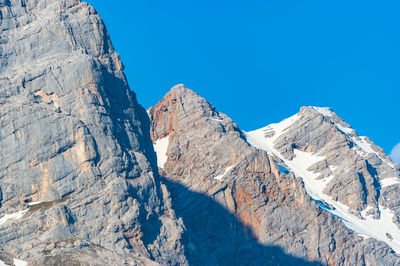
[162,178,323,266]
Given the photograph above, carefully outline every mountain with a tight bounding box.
[148,85,400,265]
[245,106,400,250]
[0,0,186,265]
[1,0,400,265]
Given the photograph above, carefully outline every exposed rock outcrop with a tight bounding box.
[149,85,400,265]
[272,106,399,216]
[2,0,400,264]
[0,0,186,264]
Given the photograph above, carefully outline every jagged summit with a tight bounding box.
[307,106,394,167]
[152,83,206,107]
[169,83,190,92]
[149,85,400,264]
[2,0,400,264]
[148,84,233,141]
[156,84,198,101]
[246,104,400,253]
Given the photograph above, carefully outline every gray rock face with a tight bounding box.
[0,0,186,264]
[272,106,400,216]
[149,85,400,265]
[2,0,400,264]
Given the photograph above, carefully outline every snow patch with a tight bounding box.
[312,106,333,118]
[290,150,332,198]
[312,107,354,134]
[13,259,28,266]
[154,136,170,169]
[329,165,337,172]
[214,165,235,181]
[354,137,396,169]
[245,113,300,155]
[27,201,41,206]
[380,178,400,188]
[336,124,354,135]
[361,206,374,219]
[0,259,28,266]
[355,136,376,154]
[0,210,28,226]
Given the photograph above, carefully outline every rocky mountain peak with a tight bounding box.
[299,106,396,169]
[246,104,400,254]
[168,83,191,94]
[148,83,232,141]
[0,1,187,264]
[149,86,400,265]
[2,0,400,264]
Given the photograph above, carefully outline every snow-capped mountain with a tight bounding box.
[1,0,399,264]
[245,106,400,253]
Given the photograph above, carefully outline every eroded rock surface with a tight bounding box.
[149,85,400,265]
[0,0,186,264]
[2,0,400,264]
[272,106,400,216]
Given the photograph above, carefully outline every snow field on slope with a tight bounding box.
[245,112,400,254]
[214,165,235,181]
[0,210,28,226]
[0,259,28,266]
[154,136,170,169]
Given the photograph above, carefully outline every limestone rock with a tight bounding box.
[149,85,400,265]
[0,0,186,264]
[2,0,400,264]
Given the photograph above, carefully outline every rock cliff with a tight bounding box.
[148,85,400,265]
[2,0,400,265]
[0,0,186,264]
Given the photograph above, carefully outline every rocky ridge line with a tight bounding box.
[149,84,400,265]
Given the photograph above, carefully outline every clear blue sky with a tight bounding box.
[85,0,399,155]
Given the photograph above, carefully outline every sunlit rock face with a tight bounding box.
[149,84,400,265]
[2,0,400,264]
[0,0,187,264]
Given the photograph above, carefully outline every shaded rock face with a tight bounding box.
[149,85,400,265]
[0,0,186,264]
